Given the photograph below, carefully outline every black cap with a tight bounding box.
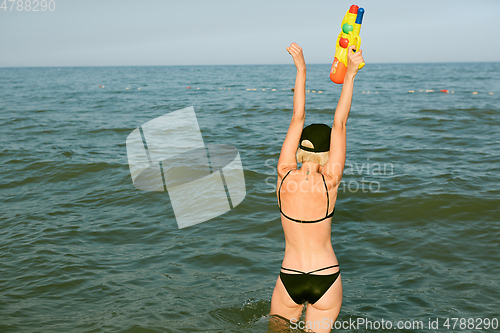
[299,123,332,153]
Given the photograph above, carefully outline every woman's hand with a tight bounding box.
[286,43,306,71]
[346,45,364,77]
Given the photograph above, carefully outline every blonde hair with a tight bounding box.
[296,139,329,166]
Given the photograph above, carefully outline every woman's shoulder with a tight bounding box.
[320,171,340,192]
[277,166,296,180]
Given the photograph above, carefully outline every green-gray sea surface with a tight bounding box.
[1,63,499,332]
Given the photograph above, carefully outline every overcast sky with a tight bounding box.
[1,0,499,67]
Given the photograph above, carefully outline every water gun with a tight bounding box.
[330,5,365,84]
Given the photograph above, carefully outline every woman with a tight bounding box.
[269,42,364,332]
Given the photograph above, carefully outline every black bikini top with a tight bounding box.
[278,169,335,223]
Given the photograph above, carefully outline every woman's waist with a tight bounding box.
[282,244,338,270]
[283,233,333,252]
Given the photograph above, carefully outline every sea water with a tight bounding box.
[1,63,499,332]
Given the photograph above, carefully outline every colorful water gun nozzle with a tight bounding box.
[330,5,365,84]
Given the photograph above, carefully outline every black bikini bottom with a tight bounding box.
[280,265,340,305]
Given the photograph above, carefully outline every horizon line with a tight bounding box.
[1,61,499,69]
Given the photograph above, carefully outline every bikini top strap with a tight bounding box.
[321,174,330,218]
[278,169,293,210]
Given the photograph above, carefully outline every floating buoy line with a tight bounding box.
[407,90,493,95]
[96,85,494,95]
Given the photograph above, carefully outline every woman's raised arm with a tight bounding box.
[277,43,307,177]
[324,45,364,184]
